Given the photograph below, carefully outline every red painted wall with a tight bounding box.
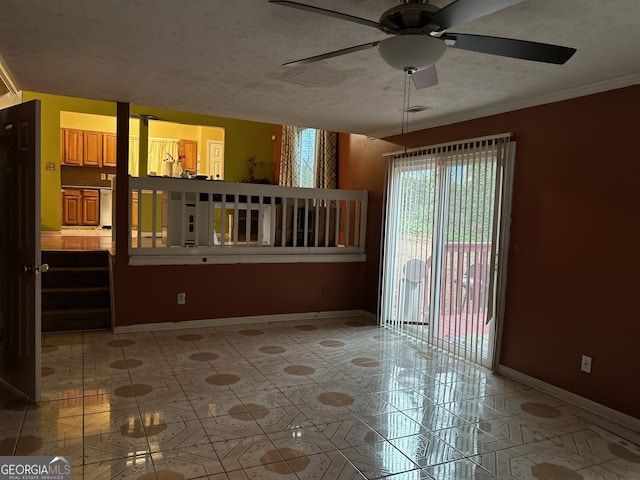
[113,262,365,326]
[112,86,640,419]
[112,113,365,327]
[340,86,640,419]
[338,134,399,314]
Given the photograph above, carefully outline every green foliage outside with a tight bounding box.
[397,161,497,243]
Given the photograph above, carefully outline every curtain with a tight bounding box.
[279,125,299,186]
[127,136,180,177]
[314,130,338,190]
[148,137,179,177]
[128,136,139,177]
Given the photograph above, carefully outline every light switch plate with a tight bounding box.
[581,355,592,373]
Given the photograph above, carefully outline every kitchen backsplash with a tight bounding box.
[61,165,116,188]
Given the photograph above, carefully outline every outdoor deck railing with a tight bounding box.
[126,176,367,264]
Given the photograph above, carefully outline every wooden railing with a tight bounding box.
[126,176,367,264]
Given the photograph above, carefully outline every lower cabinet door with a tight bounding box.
[82,189,100,226]
[62,189,82,225]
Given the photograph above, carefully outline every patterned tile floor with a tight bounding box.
[1,317,639,479]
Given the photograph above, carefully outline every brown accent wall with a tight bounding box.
[113,262,365,326]
[112,108,365,327]
[341,85,640,419]
[61,165,115,188]
[338,134,399,314]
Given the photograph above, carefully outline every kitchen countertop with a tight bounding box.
[62,185,112,190]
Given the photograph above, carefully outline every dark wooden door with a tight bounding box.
[0,100,42,401]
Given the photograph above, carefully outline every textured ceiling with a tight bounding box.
[1,0,639,137]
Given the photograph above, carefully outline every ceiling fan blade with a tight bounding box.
[269,0,379,29]
[411,65,438,89]
[430,0,522,31]
[443,33,576,64]
[283,41,379,67]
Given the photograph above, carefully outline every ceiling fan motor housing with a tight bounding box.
[379,1,441,34]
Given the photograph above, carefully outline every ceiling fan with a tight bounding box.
[269,0,577,89]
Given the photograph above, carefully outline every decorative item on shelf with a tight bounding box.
[164,152,187,178]
[164,159,174,177]
[248,155,257,179]
[240,155,271,184]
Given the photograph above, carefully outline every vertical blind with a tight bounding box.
[380,134,514,367]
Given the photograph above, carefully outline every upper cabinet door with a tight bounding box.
[83,131,103,167]
[61,129,83,166]
[179,139,198,174]
[102,133,117,167]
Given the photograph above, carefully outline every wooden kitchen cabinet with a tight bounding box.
[62,188,100,226]
[62,128,108,167]
[82,189,100,225]
[179,139,198,174]
[61,129,83,166]
[82,131,103,166]
[62,188,82,225]
[102,133,117,167]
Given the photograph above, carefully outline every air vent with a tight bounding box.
[401,105,432,113]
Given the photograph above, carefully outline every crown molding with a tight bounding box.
[0,53,19,96]
[0,90,22,109]
[369,73,640,139]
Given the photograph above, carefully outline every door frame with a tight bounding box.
[380,135,514,369]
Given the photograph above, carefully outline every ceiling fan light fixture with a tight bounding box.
[378,34,446,71]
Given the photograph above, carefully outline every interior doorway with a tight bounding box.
[380,135,515,368]
[207,139,224,180]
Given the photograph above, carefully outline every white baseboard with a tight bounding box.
[113,309,366,334]
[497,365,640,444]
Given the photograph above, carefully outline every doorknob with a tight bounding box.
[21,264,49,274]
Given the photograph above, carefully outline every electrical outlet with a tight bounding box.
[177,292,186,305]
[581,355,592,373]
[100,173,107,180]
[321,286,329,298]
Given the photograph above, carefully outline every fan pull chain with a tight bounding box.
[402,70,412,136]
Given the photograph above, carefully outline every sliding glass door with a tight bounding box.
[381,135,514,368]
